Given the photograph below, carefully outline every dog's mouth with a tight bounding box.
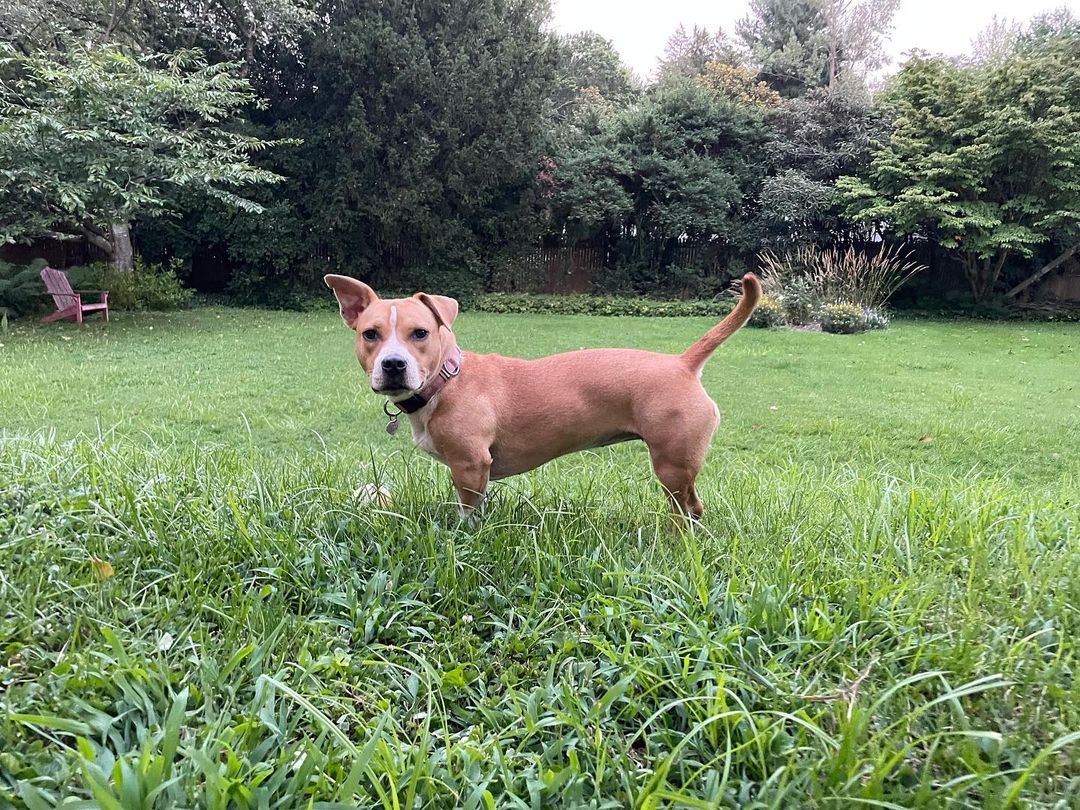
[369,360,423,396]
[371,383,416,396]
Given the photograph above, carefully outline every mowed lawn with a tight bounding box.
[2,307,1079,482]
[1,307,1079,807]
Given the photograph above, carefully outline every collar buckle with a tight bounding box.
[438,353,462,381]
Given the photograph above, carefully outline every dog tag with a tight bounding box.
[386,415,399,435]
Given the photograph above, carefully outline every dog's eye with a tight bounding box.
[361,328,379,341]
[411,328,429,341]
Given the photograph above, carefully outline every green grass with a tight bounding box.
[1,308,1078,483]
[1,308,1079,807]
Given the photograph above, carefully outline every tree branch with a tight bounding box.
[1005,242,1080,299]
[988,249,1008,291]
[80,223,115,256]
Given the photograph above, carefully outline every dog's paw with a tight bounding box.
[352,483,392,508]
[452,503,482,530]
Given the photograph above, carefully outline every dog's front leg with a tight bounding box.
[447,451,492,520]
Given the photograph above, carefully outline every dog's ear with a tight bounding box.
[415,292,459,331]
[324,275,377,329]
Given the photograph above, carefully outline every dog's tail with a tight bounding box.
[681,273,761,372]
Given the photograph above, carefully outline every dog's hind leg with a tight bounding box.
[684,481,704,521]
[643,398,717,525]
[649,451,704,525]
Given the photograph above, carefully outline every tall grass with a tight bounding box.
[757,244,927,308]
[2,434,1078,807]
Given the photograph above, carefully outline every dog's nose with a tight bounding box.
[381,357,407,374]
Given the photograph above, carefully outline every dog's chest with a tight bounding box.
[406,398,443,462]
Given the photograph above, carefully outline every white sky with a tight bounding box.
[550,0,1080,81]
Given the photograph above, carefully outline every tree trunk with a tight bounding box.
[110,223,135,271]
[658,236,679,274]
[80,223,115,257]
[964,251,1008,303]
[985,250,1008,299]
[1005,242,1080,299]
[961,254,981,301]
[975,257,994,302]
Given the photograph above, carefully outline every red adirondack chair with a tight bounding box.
[40,266,109,324]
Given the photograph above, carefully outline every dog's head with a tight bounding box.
[324,275,458,398]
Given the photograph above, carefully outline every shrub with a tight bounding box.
[471,294,735,318]
[485,251,545,294]
[225,265,325,311]
[758,244,925,309]
[749,294,786,328]
[68,258,193,310]
[862,306,890,330]
[820,302,867,333]
[781,276,820,324]
[663,265,714,297]
[0,258,48,317]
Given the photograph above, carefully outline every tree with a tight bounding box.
[0,0,317,77]
[737,0,896,97]
[656,24,740,83]
[970,15,1022,63]
[838,42,1080,302]
[696,61,782,108]
[551,31,637,119]
[760,88,885,243]
[0,45,284,269]
[1020,6,1080,49]
[545,116,632,245]
[737,0,830,97]
[549,81,768,291]
[256,0,558,292]
[820,0,899,93]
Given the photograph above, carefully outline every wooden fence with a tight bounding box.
[509,240,726,294]
[527,243,608,293]
[0,237,113,268]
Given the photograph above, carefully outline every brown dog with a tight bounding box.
[325,273,761,522]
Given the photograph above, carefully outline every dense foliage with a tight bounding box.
[0,45,283,269]
[132,0,560,301]
[547,81,768,295]
[273,0,556,292]
[551,30,639,116]
[67,259,194,310]
[0,258,46,316]
[818,300,867,332]
[2,0,1079,307]
[760,89,886,245]
[839,35,1080,301]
